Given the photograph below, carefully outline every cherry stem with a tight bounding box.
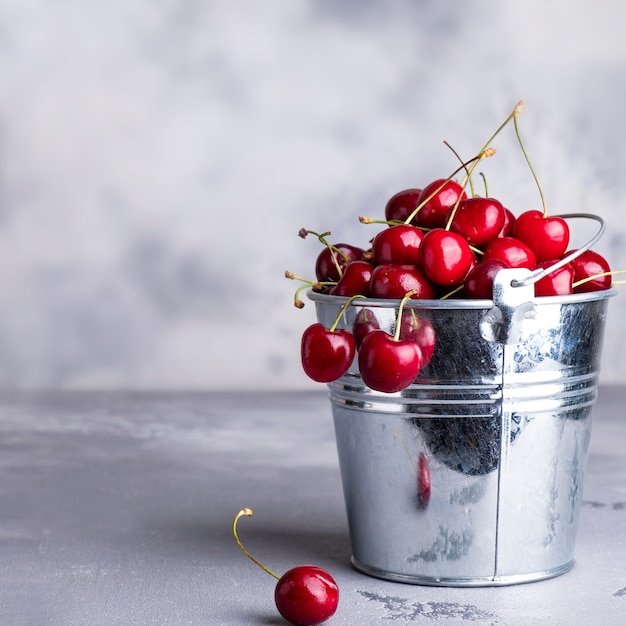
[478,100,524,154]
[512,105,548,217]
[445,149,496,230]
[300,228,349,277]
[359,216,405,227]
[329,294,366,332]
[572,269,626,289]
[232,508,281,581]
[403,150,494,226]
[285,271,335,308]
[479,172,489,197]
[394,292,417,341]
[439,284,465,300]
[443,140,475,197]
[435,101,521,213]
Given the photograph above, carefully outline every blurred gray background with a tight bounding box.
[1,0,625,391]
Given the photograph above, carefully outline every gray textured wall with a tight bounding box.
[1,1,625,390]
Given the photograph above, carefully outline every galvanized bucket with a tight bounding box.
[310,215,614,586]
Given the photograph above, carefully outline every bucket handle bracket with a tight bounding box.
[480,268,536,345]
[480,212,605,345]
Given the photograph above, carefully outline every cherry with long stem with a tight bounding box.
[358,292,425,393]
[301,294,365,383]
[232,508,339,626]
[511,105,570,262]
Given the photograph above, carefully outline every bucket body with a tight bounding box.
[311,269,613,586]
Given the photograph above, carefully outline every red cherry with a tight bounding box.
[358,329,423,393]
[512,210,570,263]
[534,261,574,297]
[315,243,364,282]
[567,249,612,293]
[329,260,373,296]
[418,229,474,286]
[233,508,339,626]
[417,452,431,508]
[275,566,339,626]
[399,311,436,368]
[447,197,505,246]
[369,264,435,299]
[482,236,537,269]
[414,179,467,228]
[353,308,380,349]
[463,258,508,299]
[384,188,422,222]
[371,224,424,265]
[300,323,355,383]
[496,208,516,238]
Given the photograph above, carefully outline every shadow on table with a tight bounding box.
[131,512,353,572]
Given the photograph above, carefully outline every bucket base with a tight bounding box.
[350,556,575,587]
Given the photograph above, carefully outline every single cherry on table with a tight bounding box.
[233,508,339,626]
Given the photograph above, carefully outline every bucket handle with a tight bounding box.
[482,212,606,344]
[510,213,606,288]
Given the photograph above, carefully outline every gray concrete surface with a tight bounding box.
[0,389,625,625]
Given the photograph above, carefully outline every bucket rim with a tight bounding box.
[307,287,616,310]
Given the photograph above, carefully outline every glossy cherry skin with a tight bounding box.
[534,261,574,297]
[301,324,355,383]
[315,244,365,282]
[353,308,380,348]
[358,330,423,393]
[274,565,339,626]
[512,210,570,263]
[417,452,431,508]
[463,259,508,299]
[447,197,505,246]
[497,208,516,238]
[567,249,612,293]
[414,179,467,229]
[384,188,422,222]
[482,236,537,269]
[329,260,373,296]
[418,229,474,286]
[399,310,436,368]
[369,264,435,300]
[371,224,424,265]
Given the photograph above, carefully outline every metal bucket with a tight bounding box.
[310,219,614,586]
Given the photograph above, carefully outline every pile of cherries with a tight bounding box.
[290,102,617,394]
